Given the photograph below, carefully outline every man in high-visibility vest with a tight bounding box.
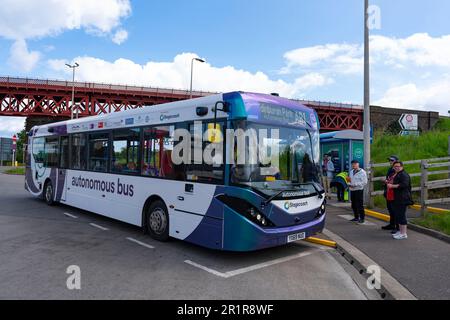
[333,171,349,202]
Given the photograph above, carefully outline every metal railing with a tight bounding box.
[0,76,216,96]
[1,76,364,111]
[368,156,450,214]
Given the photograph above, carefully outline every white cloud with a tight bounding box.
[112,29,128,45]
[8,39,41,72]
[282,43,362,75]
[0,0,131,40]
[374,81,450,115]
[282,33,450,76]
[281,33,450,114]
[0,0,131,72]
[0,117,26,137]
[294,73,334,91]
[371,33,450,67]
[48,53,332,98]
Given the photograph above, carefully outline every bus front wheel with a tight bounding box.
[146,200,170,241]
[44,181,55,206]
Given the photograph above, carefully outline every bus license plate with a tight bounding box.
[287,232,306,243]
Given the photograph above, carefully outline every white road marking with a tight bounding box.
[63,212,78,219]
[126,237,155,249]
[338,214,357,221]
[89,223,109,231]
[185,250,319,278]
[338,215,376,226]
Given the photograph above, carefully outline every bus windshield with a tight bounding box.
[230,121,322,197]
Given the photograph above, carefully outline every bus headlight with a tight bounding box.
[216,195,275,228]
[317,200,327,216]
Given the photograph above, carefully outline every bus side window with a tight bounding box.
[111,128,140,175]
[142,125,184,181]
[88,133,109,173]
[185,121,224,184]
[44,136,59,168]
[70,134,87,170]
[32,137,45,163]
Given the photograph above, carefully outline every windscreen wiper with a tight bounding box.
[263,190,286,207]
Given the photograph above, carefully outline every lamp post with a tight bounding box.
[363,0,371,205]
[66,62,80,119]
[190,57,205,99]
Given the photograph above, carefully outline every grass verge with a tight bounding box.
[4,167,25,175]
[411,212,450,236]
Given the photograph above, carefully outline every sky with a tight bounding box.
[1,0,450,137]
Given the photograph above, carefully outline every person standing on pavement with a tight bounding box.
[387,161,413,240]
[348,160,368,224]
[322,154,335,199]
[382,155,400,232]
[334,171,349,202]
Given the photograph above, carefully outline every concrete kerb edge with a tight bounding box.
[408,223,450,245]
[336,203,450,245]
[323,228,417,301]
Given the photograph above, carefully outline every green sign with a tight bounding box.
[352,141,364,168]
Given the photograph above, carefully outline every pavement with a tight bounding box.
[326,201,450,300]
[0,172,377,300]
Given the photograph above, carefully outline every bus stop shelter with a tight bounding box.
[320,129,365,174]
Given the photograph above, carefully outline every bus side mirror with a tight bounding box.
[212,101,230,136]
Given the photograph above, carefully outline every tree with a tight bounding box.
[15,129,27,164]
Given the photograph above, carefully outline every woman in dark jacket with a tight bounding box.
[387,161,413,240]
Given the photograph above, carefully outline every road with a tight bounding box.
[0,171,376,300]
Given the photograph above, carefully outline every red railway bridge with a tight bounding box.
[0,76,363,131]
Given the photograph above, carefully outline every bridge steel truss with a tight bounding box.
[0,77,363,131]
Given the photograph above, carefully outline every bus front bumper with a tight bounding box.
[223,209,326,252]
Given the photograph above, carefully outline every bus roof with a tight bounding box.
[31,92,318,137]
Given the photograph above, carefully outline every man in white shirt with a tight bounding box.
[348,160,368,224]
[322,154,335,199]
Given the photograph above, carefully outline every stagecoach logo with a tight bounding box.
[71,125,81,131]
[284,201,308,210]
[89,123,95,129]
[160,113,180,122]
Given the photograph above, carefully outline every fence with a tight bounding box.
[368,156,450,214]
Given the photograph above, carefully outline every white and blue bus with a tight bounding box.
[25,92,326,251]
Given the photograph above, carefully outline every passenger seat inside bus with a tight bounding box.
[160,150,174,178]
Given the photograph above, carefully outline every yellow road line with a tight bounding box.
[410,204,450,214]
[364,209,390,222]
[305,237,337,248]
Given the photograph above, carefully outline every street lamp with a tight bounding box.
[66,62,80,119]
[363,0,371,205]
[190,57,205,99]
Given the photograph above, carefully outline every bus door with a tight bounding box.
[58,136,70,202]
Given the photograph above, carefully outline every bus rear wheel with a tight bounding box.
[146,200,169,241]
[44,181,55,206]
